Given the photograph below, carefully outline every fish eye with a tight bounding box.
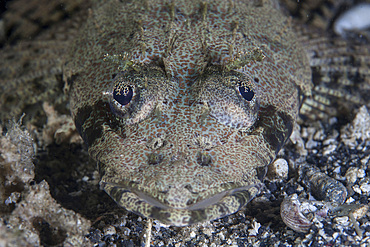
[109,72,138,119]
[238,84,255,101]
[113,84,134,106]
[195,68,259,131]
[108,66,171,125]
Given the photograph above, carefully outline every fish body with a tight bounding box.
[66,0,312,226]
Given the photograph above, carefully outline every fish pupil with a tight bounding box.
[239,86,254,101]
[114,86,133,105]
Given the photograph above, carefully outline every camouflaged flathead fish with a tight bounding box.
[65,0,312,226]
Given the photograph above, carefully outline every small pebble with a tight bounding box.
[345,167,362,184]
[267,158,289,180]
[305,139,318,149]
[328,117,338,125]
[248,220,261,236]
[334,216,349,226]
[352,205,369,220]
[103,225,116,236]
[5,192,21,205]
[333,166,341,174]
[323,144,336,155]
[346,197,355,203]
[360,183,370,194]
[121,227,131,236]
[218,232,225,241]
[352,185,362,194]
[313,129,325,141]
[360,155,370,166]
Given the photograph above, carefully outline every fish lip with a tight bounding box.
[101,181,260,209]
[101,181,262,226]
[140,186,257,210]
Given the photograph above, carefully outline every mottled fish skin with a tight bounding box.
[65,0,312,226]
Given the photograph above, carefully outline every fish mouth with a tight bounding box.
[101,181,262,226]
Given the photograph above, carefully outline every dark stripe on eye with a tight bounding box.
[256,105,294,154]
[74,104,100,147]
[74,100,121,148]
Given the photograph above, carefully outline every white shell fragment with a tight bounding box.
[334,216,349,226]
[359,179,370,194]
[345,167,366,184]
[351,204,369,220]
[248,220,261,236]
[267,158,289,180]
[334,3,370,36]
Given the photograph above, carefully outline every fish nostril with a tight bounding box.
[196,151,212,166]
[147,153,163,165]
[147,136,166,150]
[184,184,192,191]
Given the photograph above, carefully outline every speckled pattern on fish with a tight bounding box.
[65,0,312,226]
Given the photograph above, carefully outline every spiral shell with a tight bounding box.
[280,194,313,233]
[300,165,348,204]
